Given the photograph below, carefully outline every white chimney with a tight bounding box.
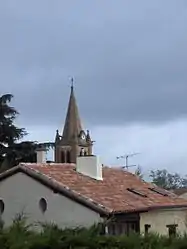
[76,155,103,180]
[36,147,46,163]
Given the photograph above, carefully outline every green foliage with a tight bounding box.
[135,165,144,180]
[150,169,187,190]
[3,141,54,166]
[0,94,54,170]
[0,94,27,170]
[0,218,187,249]
[0,94,26,145]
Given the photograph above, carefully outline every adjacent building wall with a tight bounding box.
[140,208,187,235]
[178,193,187,199]
[0,172,102,228]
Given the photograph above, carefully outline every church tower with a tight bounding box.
[54,83,93,163]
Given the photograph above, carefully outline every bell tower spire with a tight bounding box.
[61,78,83,142]
[54,80,93,163]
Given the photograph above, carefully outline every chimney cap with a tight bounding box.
[35,145,47,152]
[36,146,47,163]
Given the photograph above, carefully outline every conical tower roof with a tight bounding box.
[62,85,83,142]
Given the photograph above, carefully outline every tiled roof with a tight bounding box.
[1,163,187,214]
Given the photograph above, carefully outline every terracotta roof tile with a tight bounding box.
[9,163,187,213]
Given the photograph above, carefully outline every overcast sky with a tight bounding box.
[1,0,187,176]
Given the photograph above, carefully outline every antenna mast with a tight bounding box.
[116,152,140,170]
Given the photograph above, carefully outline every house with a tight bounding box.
[0,84,187,236]
[172,188,187,199]
[0,155,187,236]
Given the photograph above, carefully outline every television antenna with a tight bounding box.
[116,152,140,171]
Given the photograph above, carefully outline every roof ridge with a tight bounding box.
[19,163,76,167]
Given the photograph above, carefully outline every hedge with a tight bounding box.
[0,216,187,249]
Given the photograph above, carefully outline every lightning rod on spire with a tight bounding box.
[70,77,74,89]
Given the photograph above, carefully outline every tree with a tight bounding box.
[149,169,187,190]
[0,94,26,143]
[135,165,144,180]
[0,94,26,168]
[0,141,54,171]
[0,94,54,170]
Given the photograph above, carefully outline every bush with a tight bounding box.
[0,217,187,249]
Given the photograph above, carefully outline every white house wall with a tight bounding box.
[0,172,102,228]
[140,208,187,235]
[178,193,187,199]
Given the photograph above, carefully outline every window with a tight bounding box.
[61,151,65,163]
[66,151,71,163]
[126,221,139,234]
[108,221,139,235]
[144,224,151,235]
[39,198,47,213]
[108,223,116,235]
[148,187,168,196]
[127,188,147,197]
[166,224,178,237]
[0,200,4,214]
[80,148,84,156]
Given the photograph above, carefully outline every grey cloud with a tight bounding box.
[1,0,187,127]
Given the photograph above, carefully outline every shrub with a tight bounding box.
[0,217,187,248]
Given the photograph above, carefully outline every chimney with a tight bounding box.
[36,147,47,163]
[76,155,103,180]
